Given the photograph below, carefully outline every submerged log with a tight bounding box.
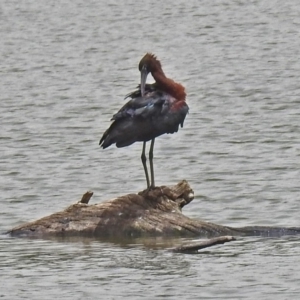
[7,180,300,242]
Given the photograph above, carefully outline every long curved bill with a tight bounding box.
[140,65,148,97]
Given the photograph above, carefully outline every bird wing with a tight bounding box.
[100,91,189,148]
[124,83,158,99]
[112,90,167,121]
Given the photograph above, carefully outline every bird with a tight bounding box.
[99,53,189,189]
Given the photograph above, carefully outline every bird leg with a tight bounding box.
[149,138,155,188]
[141,142,150,188]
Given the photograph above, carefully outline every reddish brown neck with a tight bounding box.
[151,70,186,101]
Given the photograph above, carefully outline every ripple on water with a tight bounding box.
[1,0,300,299]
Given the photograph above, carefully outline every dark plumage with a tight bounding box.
[100,54,189,188]
[100,89,188,148]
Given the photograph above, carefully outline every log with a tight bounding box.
[7,181,300,245]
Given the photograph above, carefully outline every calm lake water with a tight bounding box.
[1,0,300,299]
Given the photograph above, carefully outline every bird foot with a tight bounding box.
[148,185,156,191]
[138,181,194,207]
[139,184,183,202]
[138,185,164,200]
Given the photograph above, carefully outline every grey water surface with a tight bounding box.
[1,0,300,299]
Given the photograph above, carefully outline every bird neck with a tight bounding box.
[151,69,186,101]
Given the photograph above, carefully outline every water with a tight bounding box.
[1,0,300,298]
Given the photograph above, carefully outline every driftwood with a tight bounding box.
[7,180,300,252]
[170,236,236,253]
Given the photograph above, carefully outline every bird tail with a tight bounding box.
[99,130,111,148]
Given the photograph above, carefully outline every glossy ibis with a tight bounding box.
[100,53,188,188]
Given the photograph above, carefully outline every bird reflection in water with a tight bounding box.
[100,53,189,189]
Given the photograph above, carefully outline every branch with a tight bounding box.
[171,236,236,253]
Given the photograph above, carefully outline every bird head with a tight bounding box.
[138,53,161,96]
